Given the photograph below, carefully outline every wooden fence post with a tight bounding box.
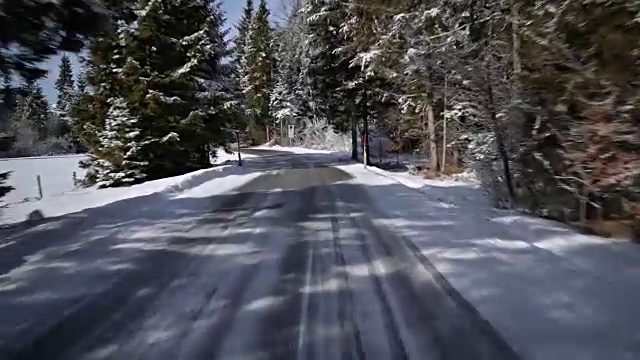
[36,175,43,199]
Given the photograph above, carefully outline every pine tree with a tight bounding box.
[130,0,236,174]
[72,0,139,184]
[243,0,275,143]
[301,0,359,155]
[0,74,14,132]
[76,72,88,95]
[54,55,75,121]
[270,1,307,137]
[50,54,76,138]
[76,0,237,186]
[233,0,254,86]
[1,0,110,78]
[70,70,89,152]
[10,80,50,141]
[91,96,148,187]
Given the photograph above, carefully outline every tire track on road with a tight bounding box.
[352,205,520,360]
[4,184,271,360]
[330,215,366,360]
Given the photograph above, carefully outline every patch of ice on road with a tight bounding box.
[338,162,640,360]
[244,295,284,311]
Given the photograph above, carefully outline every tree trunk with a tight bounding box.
[362,87,370,166]
[632,204,640,243]
[351,116,358,160]
[509,0,524,143]
[486,61,516,206]
[441,73,447,172]
[453,145,459,167]
[426,101,438,171]
[510,0,522,76]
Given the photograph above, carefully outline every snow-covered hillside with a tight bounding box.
[0,155,87,204]
[0,150,253,225]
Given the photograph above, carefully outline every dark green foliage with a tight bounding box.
[0,0,110,78]
[10,79,50,141]
[232,0,254,77]
[243,0,275,143]
[75,0,237,186]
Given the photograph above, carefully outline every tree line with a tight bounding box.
[268,0,640,237]
[0,0,638,237]
[0,55,85,157]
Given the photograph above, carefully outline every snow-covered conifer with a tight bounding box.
[243,0,275,143]
[91,96,148,188]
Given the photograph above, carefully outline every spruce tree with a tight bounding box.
[54,55,75,121]
[76,0,237,186]
[233,0,254,87]
[0,74,14,132]
[243,0,275,144]
[53,54,76,138]
[70,70,89,152]
[10,80,50,141]
[76,72,88,95]
[91,96,148,188]
[270,3,309,143]
[128,0,236,175]
[0,0,110,78]
[73,0,150,184]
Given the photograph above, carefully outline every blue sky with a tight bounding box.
[39,0,281,102]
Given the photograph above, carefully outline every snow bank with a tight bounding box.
[253,144,351,158]
[339,162,640,360]
[0,150,256,226]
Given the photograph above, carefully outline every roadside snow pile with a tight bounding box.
[0,150,251,207]
[360,158,487,208]
[339,162,640,360]
[0,150,256,226]
[254,144,348,156]
[211,148,253,165]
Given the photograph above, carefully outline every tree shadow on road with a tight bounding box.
[0,163,636,360]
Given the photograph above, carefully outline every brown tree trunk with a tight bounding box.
[441,73,448,172]
[486,60,516,205]
[426,101,438,171]
[351,117,358,160]
[632,204,640,242]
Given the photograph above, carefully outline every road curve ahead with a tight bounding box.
[0,150,519,360]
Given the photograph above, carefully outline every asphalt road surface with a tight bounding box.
[0,150,519,360]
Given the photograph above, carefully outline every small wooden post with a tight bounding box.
[236,131,242,166]
[36,175,43,199]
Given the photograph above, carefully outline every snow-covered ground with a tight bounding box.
[3,144,638,359]
[0,155,88,204]
[262,145,640,360]
[333,163,640,360]
[0,150,255,226]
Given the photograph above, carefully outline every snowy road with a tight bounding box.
[0,150,518,360]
